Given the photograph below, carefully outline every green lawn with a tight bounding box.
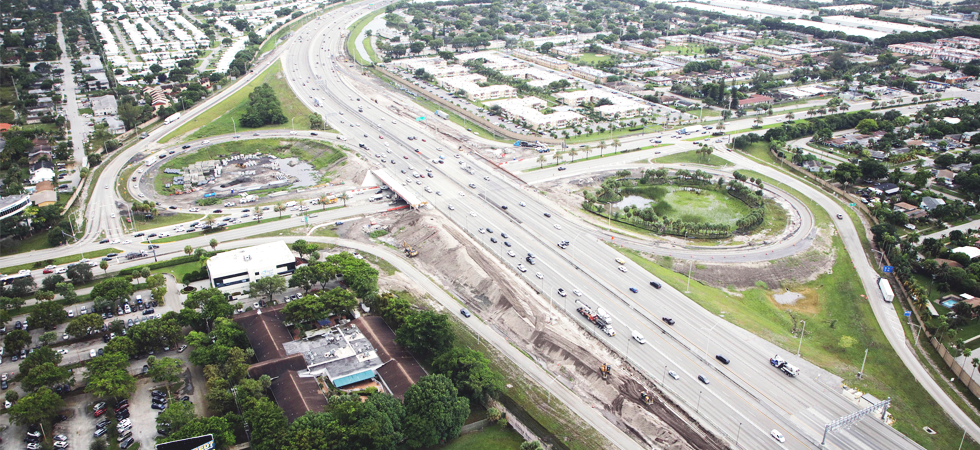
[161,60,324,143]
[576,52,610,64]
[147,215,293,244]
[525,144,673,172]
[563,124,665,144]
[653,150,732,166]
[617,185,751,226]
[362,37,380,63]
[0,248,124,274]
[132,212,205,231]
[159,260,206,283]
[430,424,525,450]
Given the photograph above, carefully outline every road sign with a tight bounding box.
[417,116,425,121]
[883,266,894,273]
[849,203,856,207]
[904,311,912,317]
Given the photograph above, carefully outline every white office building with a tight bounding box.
[207,241,297,292]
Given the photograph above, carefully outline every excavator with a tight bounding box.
[639,391,651,405]
[599,363,610,380]
[403,242,419,257]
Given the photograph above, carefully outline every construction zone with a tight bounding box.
[341,207,727,450]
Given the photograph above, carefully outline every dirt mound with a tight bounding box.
[340,208,723,449]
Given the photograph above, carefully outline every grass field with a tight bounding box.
[563,124,665,144]
[362,37,379,63]
[525,144,673,172]
[0,248,124,274]
[346,9,384,65]
[146,215,293,244]
[161,60,324,142]
[618,185,751,226]
[431,424,525,450]
[132,212,206,232]
[653,150,732,166]
[576,52,610,64]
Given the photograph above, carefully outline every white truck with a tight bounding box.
[284,201,298,208]
[435,110,449,119]
[678,125,702,135]
[239,194,257,204]
[878,277,894,303]
[368,194,384,202]
[770,355,800,377]
[163,112,181,125]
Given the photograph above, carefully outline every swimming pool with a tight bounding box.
[941,299,959,309]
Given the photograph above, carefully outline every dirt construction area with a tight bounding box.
[336,207,726,449]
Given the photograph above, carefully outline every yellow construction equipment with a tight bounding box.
[639,391,651,405]
[403,241,418,257]
[600,363,610,380]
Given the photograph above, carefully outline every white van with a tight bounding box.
[284,201,297,208]
[124,304,131,314]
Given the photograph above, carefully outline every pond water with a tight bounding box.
[277,157,319,187]
[614,195,656,209]
[773,290,803,305]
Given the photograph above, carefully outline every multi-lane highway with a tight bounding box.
[274,6,959,449]
[5,1,979,448]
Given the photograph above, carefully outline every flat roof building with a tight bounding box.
[206,241,296,292]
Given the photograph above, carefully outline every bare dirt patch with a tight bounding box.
[336,207,726,450]
[663,226,836,291]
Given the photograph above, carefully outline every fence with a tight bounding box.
[931,337,980,398]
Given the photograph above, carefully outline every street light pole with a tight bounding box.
[735,422,743,447]
[859,348,869,378]
[797,320,806,356]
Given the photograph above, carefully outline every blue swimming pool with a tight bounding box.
[941,299,959,309]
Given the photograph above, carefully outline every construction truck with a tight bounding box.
[600,363,611,380]
[576,301,616,336]
[639,391,651,405]
[403,242,418,257]
[770,355,801,377]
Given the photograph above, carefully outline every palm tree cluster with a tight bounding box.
[130,200,157,220]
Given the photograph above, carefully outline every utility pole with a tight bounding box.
[686,260,694,293]
[797,320,806,356]
[858,348,869,379]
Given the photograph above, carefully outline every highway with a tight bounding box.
[5,1,978,448]
[276,6,946,449]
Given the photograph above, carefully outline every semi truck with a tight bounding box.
[770,355,801,377]
[435,110,449,119]
[576,301,616,336]
[678,125,702,135]
[878,277,894,303]
[163,112,181,125]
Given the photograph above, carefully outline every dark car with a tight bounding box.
[134,232,145,237]
[662,317,675,325]
[501,205,508,209]
[116,410,130,420]
[310,132,318,136]
[116,399,129,408]
[94,427,108,437]
[490,237,497,243]
[1,380,7,390]
[557,166,567,171]
[460,309,471,318]
[716,355,731,365]
[121,437,135,449]
[698,375,710,385]
[650,281,662,289]
[151,403,167,410]
[629,287,638,293]
[99,238,110,244]
[147,233,157,238]
[543,213,551,217]
[504,241,512,247]
[14,321,22,330]
[182,145,191,149]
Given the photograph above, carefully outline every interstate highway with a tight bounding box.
[275,6,936,449]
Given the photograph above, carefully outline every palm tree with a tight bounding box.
[613,138,621,153]
[568,148,578,162]
[254,205,262,223]
[537,155,546,168]
[553,151,563,165]
[318,194,328,210]
[582,145,592,160]
[209,238,219,251]
[785,112,794,120]
[598,140,607,157]
[839,102,850,111]
[971,358,980,389]
[203,215,216,229]
[183,245,193,256]
[274,202,285,218]
[339,192,351,207]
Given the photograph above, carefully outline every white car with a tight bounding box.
[507,250,516,257]
[122,240,131,244]
[44,265,56,270]
[253,302,260,309]
[89,349,97,358]
[618,266,627,273]
[517,264,527,272]
[535,272,543,279]
[573,289,583,296]
[519,202,526,207]
[469,212,477,217]
[111,239,120,244]
[110,213,115,218]
[448,205,455,210]
[159,233,170,237]
[60,349,69,355]
[668,370,680,380]
[55,267,67,274]
[632,330,646,344]
[553,224,562,230]
[458,191,465,196]
[68,310,74,318]
[771,430,785,443]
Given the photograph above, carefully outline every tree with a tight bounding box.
[396,311,454,360]
[432,347,504,402]
[159,416,235,448]
[8,387,64,437]
[19,346,62,376]
[288,265,317,293]
[240,84,287,127]
[22,361,71,390]
[858,159,888,181]
[281,294,328,324]
[184,245,193,256]
[249,276,286,302]
[156,399,197,433]
[242,398,288,450]
[4,329,32,353]
[320,288,358,317]
[84,352,137,399]
[403,374,469,448]
[91,278,135,305]
[66,263,94,285]
[66,313,104,338]
[39,331,57,346]
[210,238,219,251]
[856,118,878,134]
[41,274,65,292]
[28,301,69,330]
[147,356,184,394]
[105,335,137,358]
[99,260,109,274]
[522,442,544,450]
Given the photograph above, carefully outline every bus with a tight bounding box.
[0,272,32,287]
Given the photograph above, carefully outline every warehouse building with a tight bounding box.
[206,241,296,292]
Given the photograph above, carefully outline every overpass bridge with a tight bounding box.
[371,169,427,209]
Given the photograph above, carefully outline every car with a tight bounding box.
[632,330,646,344]
[837,213,843,219]
[460,309,471,318]
[152,402,168,410]
[662,317,675,325]
[517,264,527,272]
[557,166,566,171]
[618,266,628,273]
[519,202,526,207]
[90,349,97,358]
[469,212,477,217]
[507,250,516,257]
[54,435,68,442]
[557,288,566,297]
[99,238,110,244]
[771,430,785,443]
[553,224,562,230]
[94,407,107,417]
[490,237,497,243]
[118,431,133,442]
[650,281,662,289]
[448,205,455,210]
[178,344,188,353]
[716,355,731,365]
[26,443,41,450]
[698,374,710,385]
[543,213,551,218]
[629,287,638,293]
[668,370,680,380]
[43,267,54,274]
[121,437,136,449]
[535,272,544,279]
[94,427,108,437]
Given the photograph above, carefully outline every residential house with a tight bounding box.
[950,162,972,172]
[921,196,947,211]
[737,94,773,109]
[30,180,57,207]
[29,160,55,184]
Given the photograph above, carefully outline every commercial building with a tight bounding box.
[90,94,117,116]
[880,7,931,19]
[206,241,297,292]
[820,15,935,34]
[485,97,584,130]
[819,4,875,13]
[0,195,31,221]
[438,74,516,101]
